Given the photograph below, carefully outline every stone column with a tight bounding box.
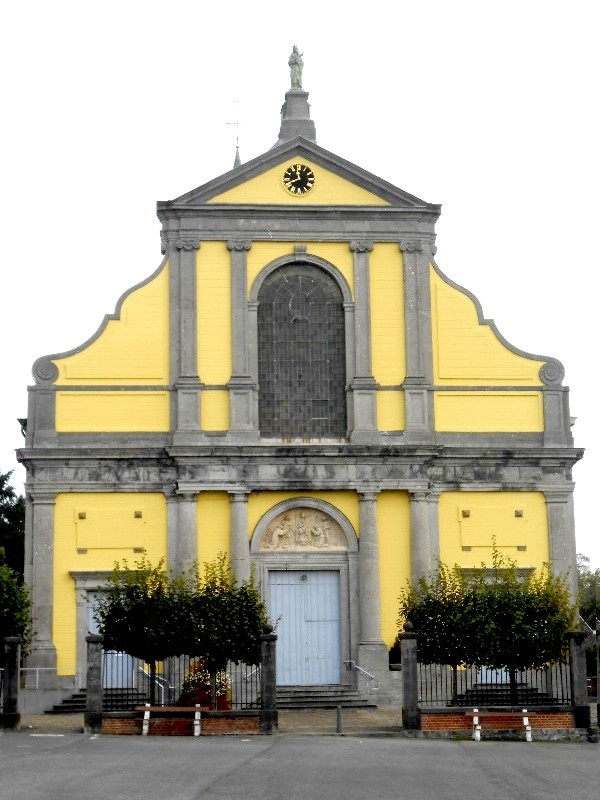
[349,241,378,442]
[1,638,21,729]
[229,491,250,584]
[358,491,382,644]
[227,240,258,440]
[84,634,103,734]
[27,491,58,679]
[165,491,180,573]
[400,239,434,441]
[170,236,203,442]
[427,490,441,568]
[357,491,389,699]
[544,488,578,600]
[410,490,432,583]
[175,492,198,574]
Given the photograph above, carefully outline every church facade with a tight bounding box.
[18,59,583,701]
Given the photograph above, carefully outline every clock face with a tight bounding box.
[282,163,316,196]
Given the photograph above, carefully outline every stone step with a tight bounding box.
[276,686,375,709]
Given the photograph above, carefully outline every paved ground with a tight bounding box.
[0,726,597,800]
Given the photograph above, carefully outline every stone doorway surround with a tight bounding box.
[250,498,359,688]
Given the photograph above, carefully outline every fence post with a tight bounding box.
[568,631,590,729]
[400,622,420,730]
[85,634,103,734]
[1,637,21,730]
[259,624,278,734]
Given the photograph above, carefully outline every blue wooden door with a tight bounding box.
[269,571,341,685]
[87,592,135,688]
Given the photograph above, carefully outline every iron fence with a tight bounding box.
[417,650,572,708]
[101,652,261,711]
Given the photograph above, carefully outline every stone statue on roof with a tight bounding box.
[289,45,303,90]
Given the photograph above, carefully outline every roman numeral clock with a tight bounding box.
[282,163,316,195]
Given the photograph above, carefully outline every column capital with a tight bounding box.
[543,487,575,503]
[358,489,380,502]
[29,490,57,505]
[176,490,198,502]
[399,239,424,253]
[228,490,250,502]
[350,239,374,253]
[227,238,252,252]
[176,237,201,251]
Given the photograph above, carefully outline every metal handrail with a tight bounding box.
[344,659,379,692]
[137,666,172,706]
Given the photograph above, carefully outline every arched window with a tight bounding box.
[258,264,346,438]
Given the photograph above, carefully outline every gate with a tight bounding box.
[269,570,340,685]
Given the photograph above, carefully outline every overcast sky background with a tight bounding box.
[2,1,598,567]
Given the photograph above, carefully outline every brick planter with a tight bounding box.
[102,709,259,736]
[420,707,575,733]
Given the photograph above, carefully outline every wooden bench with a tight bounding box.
[464,709,535,741]
[135,704,203,737]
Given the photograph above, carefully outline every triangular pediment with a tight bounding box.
[160,138,439,211]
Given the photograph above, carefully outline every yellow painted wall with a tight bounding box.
[53,493,167,675]
[56,391,170,432]
[197,242,231,383]
[431,267,544,385]
[201,390,230,431]
[377,492,411,646]
[247,241,355,298]
[54,265,169,385]
[438,492,549,570]
[434,392,543,432]
[430,266,545,432]
[208,158,390,206]
[370,244,406,385]
[376,392,405,431]
[196,493,230,569]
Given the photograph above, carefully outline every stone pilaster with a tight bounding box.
[170,236,203,442]
[410,490,432,583]
[357,490,389,701]
[427,490,441,568]
[544,488,578,600]
[227,239,258,440]
[229,491,250,583]
[349,241,378,442]
[400,239,434,441]
[27,491,58,676]
[175,492,198,574]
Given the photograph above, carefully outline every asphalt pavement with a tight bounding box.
[0,726,597,800]
[3,706,597,800]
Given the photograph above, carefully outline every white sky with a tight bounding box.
[1,1,598,567]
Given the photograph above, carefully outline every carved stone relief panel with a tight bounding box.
[260,507,347,551]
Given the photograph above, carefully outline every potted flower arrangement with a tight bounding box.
[178,660,232,709]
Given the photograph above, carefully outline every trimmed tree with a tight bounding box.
[0,565,32,661]
[0,472,25,578]
[94,555,267,706]
[398,551,574,703]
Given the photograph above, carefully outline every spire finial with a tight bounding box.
[227,100,242,168]
[289,45,303,91]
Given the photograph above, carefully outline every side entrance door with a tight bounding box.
[269,570,341,685]
[87,592,135,689]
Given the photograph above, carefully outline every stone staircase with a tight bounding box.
[276,685,376,709]
[45,688,148,714]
